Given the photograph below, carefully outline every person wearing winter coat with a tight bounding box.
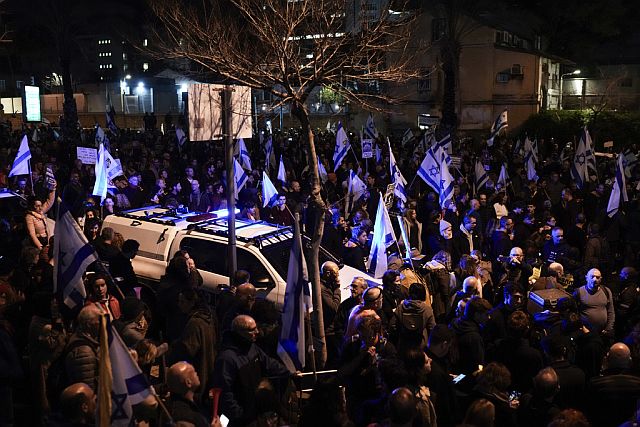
[390,282,436,352]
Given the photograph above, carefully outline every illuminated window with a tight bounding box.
[143,62,149,71]
[143,39,148,47]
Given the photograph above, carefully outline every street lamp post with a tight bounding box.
[559,69,581,110]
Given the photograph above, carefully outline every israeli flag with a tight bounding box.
[53,204,99,308]
[475,160,488,191]
[333,122,350,171]
[487,109,508,146]
[524,137,537,164]
[317,157,328,184]
[435,134,453,157]
[278,156,287,184]
[233,158,248,200]
[401,128,414,147]
[176,128,187,147]
[9,135,31,177]
[95,125,106,148]
[235,138,252,171]
[367,195,397,279]
[571,136,589,189]
[346,170,367,217]
[364,113,379,140]
[265,135,275,170]
[513,139,524,157]
[98,320,153,427]
[277,220,311,372]
[581,127,597,180]
[417,147,441,194]
[92,143,109,199]
[388,139,407,205]
[607,153,628,218]
[106,110,118,136]
[439,155,455,209]
[262,171,279,208]
[526,150,539,182]
[497,164,510,188]
[105,149,124,182]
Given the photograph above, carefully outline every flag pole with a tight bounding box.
[28,159,35,196]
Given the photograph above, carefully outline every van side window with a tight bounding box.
[238,248,272,286]
[180,238,227,275]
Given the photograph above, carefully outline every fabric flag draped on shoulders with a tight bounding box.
[607,152,628,218]
[9,135,31,177]
[53,204,99,309]
[487,109,508,146]
[98,315,153,427]
[367,195,397,279]
[333,122,350,171]
[262,171,279,208]
[277,219,311,372]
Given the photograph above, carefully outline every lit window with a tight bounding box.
[143,62,149,71]
[143,38,148,47]
[123,53,127,60]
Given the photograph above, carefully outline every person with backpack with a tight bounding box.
[390,283,435,353]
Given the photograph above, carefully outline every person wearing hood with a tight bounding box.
[343,225,368,272]
[390,282,435,353]
[450,296,492,375]
[211,314,290,427]
[426,218,454,259]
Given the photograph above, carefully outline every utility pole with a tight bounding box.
[223,85,237,280]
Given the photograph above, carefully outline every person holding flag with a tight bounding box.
[25,178,56,250]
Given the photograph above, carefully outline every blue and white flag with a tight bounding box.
[401,128,414,148]
[364,113,378,140]
[93,143,109,199]
[435,134,453,158]
[99,319,153,427]
[375,143,382,163]
[105,150,124,182]
[524,137,537,164]
[277,220,311,372]
[526,149,539,182]
[474,160,488,191]
[265,135,275,170]
[318,157,328,184]
[262,171,279,208]
[9,135,31,177]
[176,127,187,147]
[487,109,508,146]
[417,148,441,194]
[367,194,397,279]
[388,138,407,205]
[106,110,118,136]
[497,164,510,188]
[512,139,524,158]
[624,148,638,178]
[95,125,106,148]
[581,127,597,180]
[235,138,252,171]
[571,136,589,189]
[233,158,248,200]
[333,122,350,171]
[607,153,628,218]
[277,156,287,184]
[346,170,367,217]
[53,205,99,309]
[439,154,455,209]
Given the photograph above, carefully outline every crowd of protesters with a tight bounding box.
[0,113,640,427]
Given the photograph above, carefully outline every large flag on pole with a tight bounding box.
[434,134,453,158]
[401,128,414,148]
[474,160,488,191]
[265,135,275,170]
[9,135,31,177]
[176,127,187,147]
[53,204,99,308]
[277,219,311,372]
[367,195,397,278]
[581,127,597,180]
[417,148,441,194]
[388,138,407,206]
[262,171,279,208]
[497,164,510,188]
[439,154,455,209]
[98,316,153,427]
[233,158,248,200]
[235,138,252,171]
[277,156,287,184]
[571,136,589,189]
[92,143,109,199]
[346,170,367,218]
[333,122,350,171]
[364,113,378,140]
[607,153,628,218]
[487,109,508,146]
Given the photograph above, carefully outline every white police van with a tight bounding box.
[102,206,381,307]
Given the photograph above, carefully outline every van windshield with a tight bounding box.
[260,236,340,279]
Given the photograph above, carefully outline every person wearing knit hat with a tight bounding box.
[439,219,453,240]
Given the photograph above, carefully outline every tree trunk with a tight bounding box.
[441,41,458,135]
[292,101,328,369]
[60,55,79,141]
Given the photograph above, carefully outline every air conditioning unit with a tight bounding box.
[511,64,523,75]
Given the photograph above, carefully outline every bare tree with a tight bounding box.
[149,0,419,367]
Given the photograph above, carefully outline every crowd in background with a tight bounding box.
[0,115,639,426]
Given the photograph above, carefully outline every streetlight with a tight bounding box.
[559,69,581,110]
